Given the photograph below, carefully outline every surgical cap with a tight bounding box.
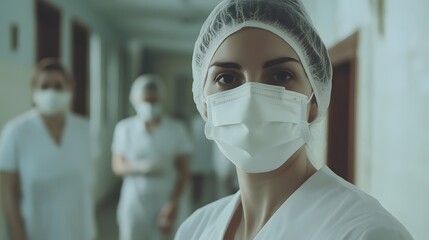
[192,0,332,119]
[129,74,164,106]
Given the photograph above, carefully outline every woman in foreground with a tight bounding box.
[175,0,413,239]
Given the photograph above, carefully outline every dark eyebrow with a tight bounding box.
[263,57,300,68]
[209,62,242,69]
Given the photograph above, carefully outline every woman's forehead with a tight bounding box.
[210,27,300,65]
[35,70,68,85]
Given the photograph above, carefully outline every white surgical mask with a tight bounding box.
[135,102,162,121]
[205,82,313,173]
[33,89,71,116]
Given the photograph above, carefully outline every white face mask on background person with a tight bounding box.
[135,102,162,121]
[205,82,313,173]
[33,89,71,116]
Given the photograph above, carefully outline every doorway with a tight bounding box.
[327,32,358,183]
[36,0,61,61]
[72,20,90,116]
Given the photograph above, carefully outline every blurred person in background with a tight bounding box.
[0,59,96,240]
[111,74,193,240]
[189,113,217,210]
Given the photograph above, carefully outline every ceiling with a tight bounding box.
[89,0,224,53]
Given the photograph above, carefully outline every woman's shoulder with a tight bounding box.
[332,210,414,240]
[312,167,413,239]
[316,167,383,207]
[1,109,38,136]
[356,219,414,240]
[176,194,237,239]
[197,193,236,213]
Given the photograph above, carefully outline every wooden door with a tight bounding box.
[36,0,61,61]
[327,32,358,183]
[72,21,90,116]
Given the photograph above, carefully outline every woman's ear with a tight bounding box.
[308,98,318,123]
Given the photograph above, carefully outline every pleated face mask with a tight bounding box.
[33,89,71,116]
[135,102,162,122]
[205,82,313,173]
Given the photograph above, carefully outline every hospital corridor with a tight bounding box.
[0,0,428,239]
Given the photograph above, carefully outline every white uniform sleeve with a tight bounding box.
[0,123,19,171]
[174,208,202,240]
[175,123,194,155]
[358,224,414,240]
[111,121,127,155]
[175,218,191,240]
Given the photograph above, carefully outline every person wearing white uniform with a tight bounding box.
[175,0,414,239]
[112,74,193,240]
[0,59,96,240]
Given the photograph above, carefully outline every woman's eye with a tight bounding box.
[40,83,49,90]
[216,74,237,85]
[53,82,64,90]
[272,71,294,82]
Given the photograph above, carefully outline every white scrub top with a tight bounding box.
[0,109,96,240]
[176,166,413,240]
[112,116,193,240]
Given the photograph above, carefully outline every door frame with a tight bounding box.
[327,31,359,183]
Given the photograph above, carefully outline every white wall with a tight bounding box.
[0,1,37,237]
[370,1,429,238]
[0,0,36,123]
[89,35,125,208]
[0,0,36,66]
[302,0,428,239]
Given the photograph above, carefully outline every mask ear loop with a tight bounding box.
[306,92,314,104]
[301,91,314,144]
[304,91,326,167]
[303,91,315,165]
[301,91,315,146]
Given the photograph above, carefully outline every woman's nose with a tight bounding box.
[243,71,265,84]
